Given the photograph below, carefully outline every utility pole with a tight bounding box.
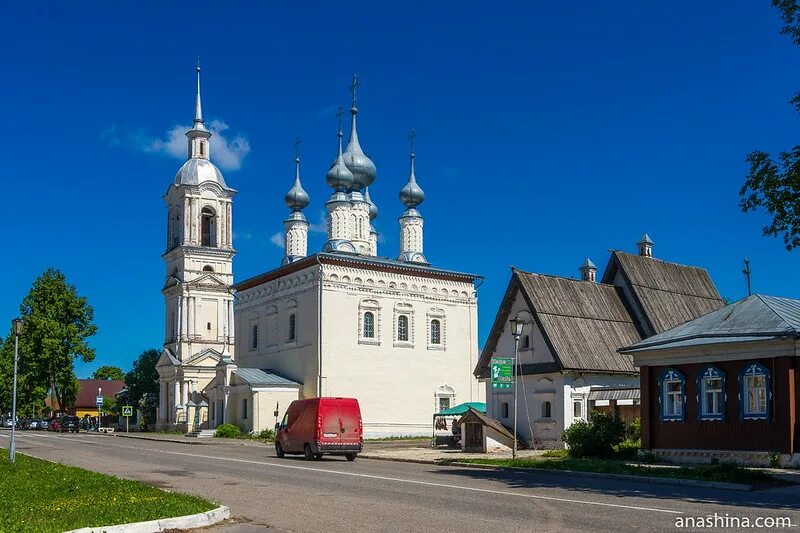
[743,258,752,296]
[10,319,23,464]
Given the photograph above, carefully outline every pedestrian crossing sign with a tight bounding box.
[122,406,133,417]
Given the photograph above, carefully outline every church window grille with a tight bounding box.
[288,313,296,342]
[363,312,375,338]
[438,396,451,412]
[430,319,441,345]
[397,315,409,341]
[201,207,217,247]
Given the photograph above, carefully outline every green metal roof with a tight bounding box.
[434,402,486,417]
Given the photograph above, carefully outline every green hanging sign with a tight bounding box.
[491,357,513,389]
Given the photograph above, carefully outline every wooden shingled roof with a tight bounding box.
[516,272,641,374]
[475,270,640,377]
[601,251,724,335]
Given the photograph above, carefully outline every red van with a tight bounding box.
[275,397,363,461]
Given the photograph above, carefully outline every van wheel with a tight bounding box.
[304,444,314,461]
[275,442,285,458]
[345,453,357,462]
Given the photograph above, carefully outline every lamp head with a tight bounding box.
[12,318,23,336]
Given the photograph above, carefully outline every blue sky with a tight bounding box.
[2,2,799,377]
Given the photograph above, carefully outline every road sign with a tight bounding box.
[491,357,513,389]
[122,406,133,417]
[95,396,104,406]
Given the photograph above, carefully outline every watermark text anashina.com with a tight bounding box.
[676,513,794,529]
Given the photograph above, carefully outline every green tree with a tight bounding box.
[740,1,800,250]
[124,349,160,429]
[92,365,125,381]
[15,268,97,413]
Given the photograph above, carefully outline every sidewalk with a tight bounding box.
[360,446,545,463]
[111,432,268,447]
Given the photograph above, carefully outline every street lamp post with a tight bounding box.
[9,318,23,464]
[509,316,524,460]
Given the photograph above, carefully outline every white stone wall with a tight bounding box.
[284,218,309,260]
[399,216,424,256]
[234,261,485,436]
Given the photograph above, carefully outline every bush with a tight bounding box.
[257,428,275,441]
[626,418,641,441]
[562,412,626,458]
[214,423,241,438]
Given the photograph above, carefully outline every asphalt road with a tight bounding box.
[2,430,799,532]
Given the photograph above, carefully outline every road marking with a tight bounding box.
[2,432,683,515]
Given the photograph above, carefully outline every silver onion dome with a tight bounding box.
[285,156,310,211]
[364,186,378,220]
[343,105,377,190]
[327,129,355,191]
[400,151,424,208]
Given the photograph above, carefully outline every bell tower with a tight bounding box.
[162,60,236,362]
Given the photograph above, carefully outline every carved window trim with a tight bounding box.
[358,299,382,346]
[393,302,414,348]
[426,308,446,351]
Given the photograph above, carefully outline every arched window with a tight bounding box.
[659,368,686,421]
[201,206,216,247]
[541,401,552,419]
[522,334,530,349]
[363,312,375,338]
[288,313,296,342]
[697,366,725,420]
[203,265,214,272]
[251,324,258,350]
[397,315,409,341]
[430,319,441,345]
[740,362,770,420]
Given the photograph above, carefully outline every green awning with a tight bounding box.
[434,402,486,417]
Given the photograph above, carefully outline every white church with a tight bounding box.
[156,66,484,436]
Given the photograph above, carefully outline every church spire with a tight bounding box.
[187,58,211,160]
[283,137,310,265]
[323,107,356,254]
[193,57,205,130]
[398,129,427,264]
[343,75,376,190]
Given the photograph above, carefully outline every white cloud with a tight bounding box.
[308,210,328,234]
[142,119,251,171]
[269,232,285,248]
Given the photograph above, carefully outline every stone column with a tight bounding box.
[228,299,235,344]
[227,201,232,247]
[223,388,230,426]
[182,381,189,407]
[183,197,190,244]
[159,380,166,422]
[173,380,180,416]
[176,296,183,342]
[187,297,194,339]
[217,299,224,342]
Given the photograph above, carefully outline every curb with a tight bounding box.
[64,505,230,533]
[446,462,754,492]
[113,434,210,445]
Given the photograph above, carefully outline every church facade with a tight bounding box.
[157,69,484,435]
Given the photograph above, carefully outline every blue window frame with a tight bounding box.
[739,362,771,421]
[659,368,686,422]
[696,366,725,421]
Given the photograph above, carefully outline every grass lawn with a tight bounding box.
[0,451,216,532]
[454,457,782,486]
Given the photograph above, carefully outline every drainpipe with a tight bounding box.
[315,255,323,397]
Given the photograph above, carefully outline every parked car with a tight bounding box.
[48,418,60,432]
[60,416,80,433]
[38,418,50,430]
[2,418,14,428]
[275,397,362,461]
[28,419,40,430]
